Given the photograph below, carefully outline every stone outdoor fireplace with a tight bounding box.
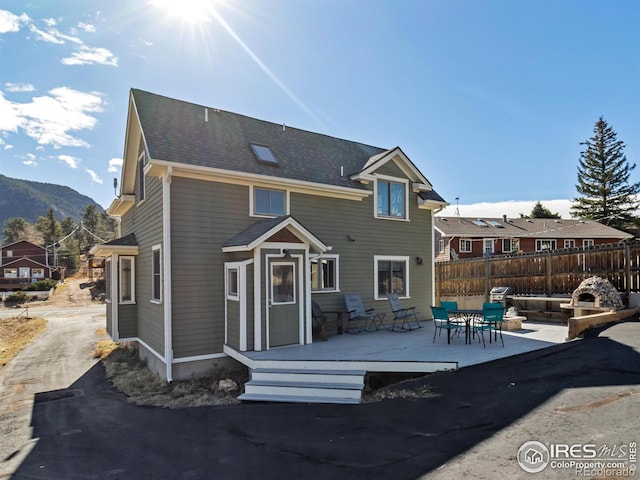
[570,276,623,310]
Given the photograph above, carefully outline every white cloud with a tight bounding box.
[44,18,57,27]
[108,157,123,172]
[4,83,35,92]
[61,45,118,66]
[0,9,29,34]
[27,153,36,160]
[86,168,103,184]
[23,160,38,167]
[58,154,80,169]
[29,24,64,44]
[77,22,96,33]
[4,144,13,150]
[9,87,105,148]
[436,199,574,220]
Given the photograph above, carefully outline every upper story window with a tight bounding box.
[6,250,13,257]
[375,176,408,220]
[250,144,278,165]
[459,239,472,253]
[252,187,287,217]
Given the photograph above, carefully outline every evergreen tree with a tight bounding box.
[2,217,31,244]
[571,117,640,229]
[521,201,561,219]
[36,208,62,247]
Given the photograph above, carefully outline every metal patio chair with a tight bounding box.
[344,294,385,332]
[473,302,505,348]
[388,293,422,331]
[431,305,463,344]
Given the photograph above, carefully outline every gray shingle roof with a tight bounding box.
[132,89,445,201]
[103,233,138,246]
[434,217,632,239]
[223,217,291,248]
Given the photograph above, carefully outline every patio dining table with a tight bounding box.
[449,309,483,344]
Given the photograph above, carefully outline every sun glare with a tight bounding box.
[150,0,217,24]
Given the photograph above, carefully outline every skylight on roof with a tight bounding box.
[487,220,504,228]
[473,219,488,227]
[250,144,278,165]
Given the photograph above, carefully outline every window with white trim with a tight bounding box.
[459,239,472,253]
[536,239,557,251]
[311,255,339,292]
[375,256,409,299]
[375,177,408,220]
[105,259,112,302]
[483,239,494,255]
[227,268,239,300]
[439,239,445,253]
[151,245,162,303]
[119,256,135,304]
[4,268,17,278]
[32,268,45,279]
[252,187,286,217]
[583,239,594,248]
[564,239,575,249]
[503,238,514,253]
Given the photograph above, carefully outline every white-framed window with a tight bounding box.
[536,239,557,251]
[105,259,112,303]
[483,239,494,255]
[4,268,17,278]
[375,175,408,220]
[119,256,135,304]
[151,245,162,303]
[138,153,146,204]
[583,239,594,248]
[32,268,45,279]
[271,262,295,304]
[227,267,239,300]
[251,187,287,217]
[503,238,513,253]
[565,239,576,249]
[439,239,445,253]
[311,254,339,292]
[374,255,409,300]
[459,239,472,253]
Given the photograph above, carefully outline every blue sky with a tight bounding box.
[0,0,638,218]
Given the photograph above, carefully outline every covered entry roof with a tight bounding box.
[222,216,329,253]
[89,233,139,257]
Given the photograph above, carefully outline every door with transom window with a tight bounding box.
[268,258,300,347]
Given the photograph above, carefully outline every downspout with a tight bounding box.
[163,168,173,382]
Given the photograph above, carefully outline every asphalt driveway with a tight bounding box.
[2,307,639,479]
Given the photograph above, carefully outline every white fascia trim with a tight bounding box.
[357,147,432,188]
[418,198,449,211]
[107,194,136,216]
[90,244,139,258]
[162,170,173,382]
[172,352,228,364]
[146,160,372,201]
[221,217,330,253]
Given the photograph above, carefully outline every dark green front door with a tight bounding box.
[268,259,299,347]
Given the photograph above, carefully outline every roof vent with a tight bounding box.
[204,108,208,123]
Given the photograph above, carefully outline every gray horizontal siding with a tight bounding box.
[118,304,138,338]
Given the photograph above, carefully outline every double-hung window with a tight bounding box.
[536,239,556,251]
[459,239,472,253]
[151,245,162,303]
[376,177,407,220]
[253,187,286,217]
[583,239,594,248]
[311,255,339,292]
[375,256,409,300]
[565,239,575,249]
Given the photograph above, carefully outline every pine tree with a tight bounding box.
[521,201,561,219]
[571,117,640,229]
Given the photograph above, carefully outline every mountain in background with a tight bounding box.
[0,174,103,227]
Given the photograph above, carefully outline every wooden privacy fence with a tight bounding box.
[435,240,640,299]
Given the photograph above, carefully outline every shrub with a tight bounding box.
[6,291,29,303]
[24,279,58,291]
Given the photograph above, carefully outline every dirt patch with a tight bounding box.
[0,316,47,367]
[41,275,103,308]
[102,344,249,408]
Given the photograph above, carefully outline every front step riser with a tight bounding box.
[244,384,362,400]
[251,373,363,384]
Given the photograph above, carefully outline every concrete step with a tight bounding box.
[244,380,363,400]
[251,368,366,384]
[238,393,361,404]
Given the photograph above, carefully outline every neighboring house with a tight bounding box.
[0,240,54,289]
[434,216,633,261]
[90,89,447,381]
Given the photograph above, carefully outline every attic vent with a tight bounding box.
[472,219,488,227]
[250,144,278,165]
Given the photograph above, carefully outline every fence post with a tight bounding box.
[546,251,553,296]
[625,243,631,306]
[484,256,491,301]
